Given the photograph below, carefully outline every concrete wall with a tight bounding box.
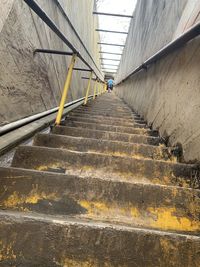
[0,0,102,125]
[115,0,200,162]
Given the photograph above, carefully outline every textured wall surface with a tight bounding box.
[116,0,188,83]
[115,0,200,162]
[0,0,102,125]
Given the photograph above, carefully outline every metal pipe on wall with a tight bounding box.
[0,96,93,136]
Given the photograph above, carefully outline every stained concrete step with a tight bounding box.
[0,211,199,267]
[84,101,128,106]
[84,99,129,106]
[67,113,143,124]
[75,108,136,117]
[82,107,132,112]
[69,110,142,121]
[77,101,133,109]
[11,145,195,187]
[68,113,136,123]
[65,116,147,128]
[73,111,142,121]
[76,103,134,110]
[34,133,168,160]
[77,107,135,115]
[63,120,157,136]
[69,110,136,120]
[52,126,160,145]
[1,92,199,267]
[76,102,132,108]
[0,167,199,235]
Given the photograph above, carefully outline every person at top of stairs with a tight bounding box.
[107,78,114,92]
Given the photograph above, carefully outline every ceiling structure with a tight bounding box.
[94,0,137,77]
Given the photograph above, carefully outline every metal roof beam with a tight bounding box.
[101,58,120,61]
[98,42,125,47]
[96,29,128,34]
[93,11,133,18]
[101,64,119,67]
[99,51,122,56]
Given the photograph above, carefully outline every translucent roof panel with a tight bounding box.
[101,59,120,66]
[97,0,137,14]
[98,17,131,32]
[101,54,121,60]
[100,44,124,54]
[96,0,137,76]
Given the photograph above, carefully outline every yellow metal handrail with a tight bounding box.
[93,79,97,100]
[104,83,107,92]
[55,57,108,124]
[98,81,101,95]
[55,54,77,125]
[84,71,93,105]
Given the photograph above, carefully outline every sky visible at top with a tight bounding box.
[96,0,137,74]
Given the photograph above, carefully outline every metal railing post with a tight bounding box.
[102,83,104,94]
[98,82,101,95]
[104,83,107,92]
[84,71,93,105]
[55,54,77,125]
[97,82,99,95]
[93,79,97,100]
[100,83,102,94]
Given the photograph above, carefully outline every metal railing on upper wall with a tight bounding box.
[116,22,200,85]
[23,0,106,125]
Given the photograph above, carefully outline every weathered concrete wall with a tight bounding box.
[115,0,200,162]
[0,0,102,125]
[116,0,188,82]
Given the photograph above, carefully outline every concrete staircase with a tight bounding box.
[0,93,199,266]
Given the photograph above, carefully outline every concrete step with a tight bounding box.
[63,120,157,136]
[78,102,133,110]
[67,112,142,123]
[85,100,128,106]
[34,133,168,160]
[68,112,145,124]
[0,211,199,267]
[77,102,134,108]
[0,167,199,234]
[65,116,147,128]
[83,104,129,109]
[75,107,136,116]
[52,126,161,145]
[11,145,195,186]
[77,107,135,115]
[1,92,199,266]
[69,110,136,119]
[85,99,129,106]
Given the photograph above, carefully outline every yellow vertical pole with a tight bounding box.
[93,79,97,99]
[102,83,104,94]
[97,81,99,95]
[98,82,101,95]
[84,71,93,105]
[55,54,77,125]
[104,83,107,92]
